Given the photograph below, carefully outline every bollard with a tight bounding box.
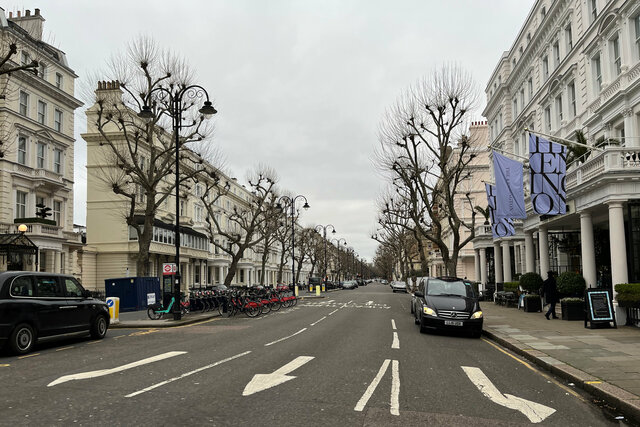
[295,285,299,297]
[106,297,120,324]
[316,284,321,296]
[322,283,325,292]
[309,284,313,292]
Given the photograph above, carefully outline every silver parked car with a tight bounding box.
[391,281,408,293]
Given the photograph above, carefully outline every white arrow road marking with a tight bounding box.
[355,359,390,412]
[264,328,307,346]
[242,356,314,396]
[391,332,400,349]
[48,351,187,387]
[310,316,326,326]
[126,351,251,398]
[390,360,400,416]
[462,366,555,423]
[391,319,397,330]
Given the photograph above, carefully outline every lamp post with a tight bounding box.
[277,195,310,290]
[314,224,336,284]
[138,85,217,320]
[329,238,346,282]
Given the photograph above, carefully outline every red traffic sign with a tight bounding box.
[162,263,177,275]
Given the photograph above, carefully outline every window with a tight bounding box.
[568,82,576,118]
[55,72,63,89]
[53,200,61,225]
[565,25,573,51]
[38,62,46,79]
[593,54,602,92]
[20,51,30,66]
[53,148,62,174]
[611,35,621,77]
[527,33,531,44]
[520,88,525,108]
[36,142,46,168]
[553,41,560,67]
[37,100,46,124]
[542,56,549,80]
[544,107,551,132]
[180,200,185,216]
[541,6,546,18]
[590,0,598,23]
[18,137,27,165]
[19,91,28,116]
[635,15,640,59]
[54,109,63,132]
[194,204,203,223]
[513,98,518,117]
[35,276,63,298]
[64,278,84,298]
[16,191,27,218]
[527,78,533,100]
[10,276,34,297]
[555,95,563,125]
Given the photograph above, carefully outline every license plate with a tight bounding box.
[444,320,463,326]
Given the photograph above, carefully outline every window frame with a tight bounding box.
[593,53,602,93]
[18,136,27,165]
[54,109,63,132]
[53,200,61,226]
[16,190,27,219]
[611,35,621,77]
[19,91,29,116]
[53,148,63,174]
[568,82,576,118]
[542,56,549,80]
[37,100,47,125]
[36,142,46,168]
[55,72,63,89]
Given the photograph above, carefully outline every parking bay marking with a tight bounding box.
[264,328,307,347]
[462,366,555,423]
[391,332,399,349]
[242,356,314,396]
[48,351,187,387]
[310,316,326,326]
[126,351,251,398]
[354,359,400,416]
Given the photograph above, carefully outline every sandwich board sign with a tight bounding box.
[585,288,617,329]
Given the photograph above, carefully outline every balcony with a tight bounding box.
[1,220,62,239]
[12,164,66,191]
[566,146,640,190]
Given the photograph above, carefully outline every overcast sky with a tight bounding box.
[11,0,532,261]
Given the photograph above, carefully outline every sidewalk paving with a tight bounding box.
[482,303,640,422]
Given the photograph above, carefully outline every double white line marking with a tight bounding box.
[391,319,399,349]
[354,359,400,416]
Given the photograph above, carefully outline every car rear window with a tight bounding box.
[10,276,34,297]
[427,279,474,298]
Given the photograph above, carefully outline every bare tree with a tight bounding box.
[294,228,314,284]
[374,64,479,276]
[200,166,279,287]
[256,200,281,286]
[85,37,215,275]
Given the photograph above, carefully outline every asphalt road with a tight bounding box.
[0,283,623,426]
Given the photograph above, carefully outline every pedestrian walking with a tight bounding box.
[541,271,559,319]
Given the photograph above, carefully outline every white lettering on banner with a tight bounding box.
[529,134,567,215]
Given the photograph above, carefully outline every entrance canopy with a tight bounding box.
[0,233,38,255]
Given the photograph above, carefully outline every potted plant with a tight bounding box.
[519,272,543,312]
[557,272,586,320]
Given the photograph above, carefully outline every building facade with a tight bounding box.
[0,8,83,275]
[479,0,640,319]
[82,82,310,291]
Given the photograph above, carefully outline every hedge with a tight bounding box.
[557,272,586,297]
[614,283,640,308]
[519,272,543,294]
[503,282,519,293]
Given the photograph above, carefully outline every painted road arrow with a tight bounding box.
[48,351,187,387]
[242,356,314,396]
[462,366,556,423]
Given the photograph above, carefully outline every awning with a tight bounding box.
[0,233,38,255]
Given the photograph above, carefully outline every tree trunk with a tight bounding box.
[260,249,269,285]
[135,210,156,276]
[223,255,241,287]
[276,245,287,284]
[295,253,305,284]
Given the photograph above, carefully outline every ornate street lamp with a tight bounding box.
[314,224,336,285]
[330,238,347,282]
[138,85,217,320]
[277,195,310,289]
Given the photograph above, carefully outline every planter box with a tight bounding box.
[523,296,542,312]
[561,301,584,321]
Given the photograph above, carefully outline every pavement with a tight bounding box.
[482,302,640,423]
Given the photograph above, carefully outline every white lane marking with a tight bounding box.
[125,351,251,398]
[310,316,327,326]
[48,351,187,387]
[390,360,400,416]
[366,301,373,305]
[354,359,390,412]
[391,332,400,349]
[391,319,397,330]
[327,300,334,303]
[242,356,314,396]
[462,366,555,423]
[328,309,339,316]
[264,328,307,347]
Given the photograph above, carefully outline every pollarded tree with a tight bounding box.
[200,166,280,287]
[374,64,479,276]
[84,37,216,276]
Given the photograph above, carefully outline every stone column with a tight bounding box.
[580,211,597,288]
[494,241,503,284]
[502,241,512,282]
[524,231,535,273]
[623,109,638,148]
[538,227,549,276]
[608,202,628,295]
[480,248,487,291]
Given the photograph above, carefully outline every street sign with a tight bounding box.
[162,263,177,275]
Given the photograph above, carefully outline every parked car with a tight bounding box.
[391,281,408,293]
[0,272,110,354]
[411,277,432,314]
[342,280,358,290]
[413,276,483,338]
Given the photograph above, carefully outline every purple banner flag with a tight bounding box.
[528,133,567,215]
[485,183,515,238]
[493,151,526,219]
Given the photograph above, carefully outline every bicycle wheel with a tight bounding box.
[291,296,298,307]
[261,301,271,315]
[270,299,281,312]
[147,307,162,320]
[245,304,261,318]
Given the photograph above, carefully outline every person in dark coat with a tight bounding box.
[542,271,559,319]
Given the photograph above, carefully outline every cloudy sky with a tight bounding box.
[11,0,532,261]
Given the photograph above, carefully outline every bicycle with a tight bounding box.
[147,295,189,319]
